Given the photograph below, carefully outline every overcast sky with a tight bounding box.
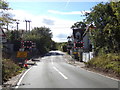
[5,0,108,42]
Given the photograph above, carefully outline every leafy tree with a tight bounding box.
[85,2,120,55]
[56,42,67,52]
[0,0,15,26]
[6,30,21,42]
[5,30,22,52]
[23,27,54,55]
[71,21,87,30]
[50,41,58,50]
[0,0,9,9]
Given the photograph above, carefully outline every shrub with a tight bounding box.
[2,59,23,82]
[86,53,120,76]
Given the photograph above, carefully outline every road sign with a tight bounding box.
[73,29,84,40]
[73,52,78,54]
[17,51,28,58]
[74,42,84,48]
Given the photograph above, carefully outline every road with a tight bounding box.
[15,51,119,89]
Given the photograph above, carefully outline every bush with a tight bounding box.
[86,53,120,76]
[2,59,23,82]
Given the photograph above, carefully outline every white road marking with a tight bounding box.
[15,67,33,89]
[53,66,68,80]
[51,59,54,65]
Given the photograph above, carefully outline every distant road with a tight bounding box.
[15,51,119,89]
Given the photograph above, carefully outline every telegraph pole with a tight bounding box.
[16,22,19,39]
[25,20,31,32]
[16,22,19,31]
[28,20,31,33]
[25,20,28,32]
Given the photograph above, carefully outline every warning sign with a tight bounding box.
[73,52,78,54]
[17,51,28,58]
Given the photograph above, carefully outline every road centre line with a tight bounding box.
[53,66,68,80]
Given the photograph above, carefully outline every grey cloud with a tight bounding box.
[42,18,54,25]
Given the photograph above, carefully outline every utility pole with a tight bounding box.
[16,22,19,39]
[16,22,19,31]
[25,20,28,32]
[28,20,31,33]
[25,20,31,33]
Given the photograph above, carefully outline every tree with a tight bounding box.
[0,0,9,9]
[50,41,58,50]
[71,21,86,30]
[85,2,120,55]
[0,0,15,26]
[23,27,54,55]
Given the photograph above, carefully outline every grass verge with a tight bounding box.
[86,53,120,79]
[2,59,24,83]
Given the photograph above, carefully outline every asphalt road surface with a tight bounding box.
[15,51,119,89]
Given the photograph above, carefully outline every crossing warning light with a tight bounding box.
[74,42,84,48]
[21,41,36,49]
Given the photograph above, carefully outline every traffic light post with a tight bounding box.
[74,41,84,62]
[19,40,36,60]
[67,24,95,62]
[72,29,84,62]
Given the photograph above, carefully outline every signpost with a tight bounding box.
[17,51,28,58]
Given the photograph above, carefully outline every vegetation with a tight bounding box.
[1,0,120,82]
[1,1,24,83]
[2,59,24,82]
[71,21,87,30]
[57,42,67,52]
[84,1,120,76]
[2,27,57,82]
[86,53,120,77]
[70,2,120,76]
[85,2,120,55]
[22,27,56,55]
[0,0,15,26]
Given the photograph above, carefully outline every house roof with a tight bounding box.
[82,24,96,38]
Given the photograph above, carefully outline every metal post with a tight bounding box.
[16,22,19,39]
[29,21,30,33]
[28,20,31,33]
[25,20,28,32]
[16,22,19,31]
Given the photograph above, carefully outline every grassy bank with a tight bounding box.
[2,59,24,83]
[86,53,120,78]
